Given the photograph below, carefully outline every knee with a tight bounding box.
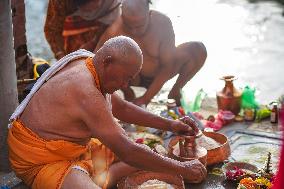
[194,42,207,69]
[194,42,207,62]
[176,42,207,67]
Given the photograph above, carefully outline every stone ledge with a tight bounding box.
[0,172,29,189]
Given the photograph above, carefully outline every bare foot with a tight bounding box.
[121,87,136,101]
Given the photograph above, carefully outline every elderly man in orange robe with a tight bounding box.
[8,36,206,189]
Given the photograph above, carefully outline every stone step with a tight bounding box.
[0,172,29,189]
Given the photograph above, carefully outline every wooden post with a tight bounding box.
[0,0,19,172]
[11,0,33,102]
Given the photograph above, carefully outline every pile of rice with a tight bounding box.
[196,135,221,150]
[138,179,175,189]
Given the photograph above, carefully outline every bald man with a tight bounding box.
[96,0,207,106]
[8,36,206,189]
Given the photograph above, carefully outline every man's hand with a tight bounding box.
[169,116,200,136]
[132,96,150,107]
[181,159,207,183]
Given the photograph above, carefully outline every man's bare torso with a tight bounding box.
[106,10,173,78]
[20,58,99,145]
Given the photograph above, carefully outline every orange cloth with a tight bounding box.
[8,119,114,189]
[85,57,102,92]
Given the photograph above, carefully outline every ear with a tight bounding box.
[103,55,112,67]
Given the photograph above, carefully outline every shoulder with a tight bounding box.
[53,59,103,106]
[69,65,111,124]
[106,17,125,35]
[150,10,173,29]
[67,70,109,120]
[148,10,174,45]
[71,65,102,102]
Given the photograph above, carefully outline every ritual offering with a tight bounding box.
[244,108,255,121]
[168,129,231,166]
[270,103,278,124]
[217,76,242,115]
[195,133,221,150]
[128,132,163,148]
[235,115,244,122]
[204,110,235,131]
[154,144,168,157]
[223,162,258,181]
[217,110,236,125]
[167,99,177,110]
[225,153,276,189]
[200,131,231,165]
[138,180,176,189]
[168,135,207,166]
[237,177,274,189]
[255,108,271,122]
[117,171,185,189]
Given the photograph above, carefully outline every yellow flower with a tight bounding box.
[255,177,271,187]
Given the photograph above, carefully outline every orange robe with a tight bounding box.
[8,57,114,189]
[44,0,120,56]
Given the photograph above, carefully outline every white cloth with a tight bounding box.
[9,49,94,124]
[71,165,90,175]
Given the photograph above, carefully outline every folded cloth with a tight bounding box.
[8,119,114,189]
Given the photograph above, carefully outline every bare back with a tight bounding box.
[20,58,103,145]
[97,10,176,77]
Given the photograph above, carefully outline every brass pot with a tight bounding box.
[168,136,207,166]
[216,76,242,115]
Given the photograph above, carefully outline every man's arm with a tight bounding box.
[112,94,172,131]
[134,17,176,105]
[80,25,107,52]
[76,87,205,182]
[44,0,69,59]
[111,94,198,135]
[94,19,120,52]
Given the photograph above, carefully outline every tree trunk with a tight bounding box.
[0,0,19,172]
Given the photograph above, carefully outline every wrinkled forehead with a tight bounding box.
[111,60,141,81]
[119,53,142,73]
[123,52,143,68]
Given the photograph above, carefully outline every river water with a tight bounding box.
[25,0,284,104]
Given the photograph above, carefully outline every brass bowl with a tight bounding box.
[168,136,207,166]
[117,171,185,189]
[202,132,231,166]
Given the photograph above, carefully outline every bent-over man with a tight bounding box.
[8,36,206,189]
[96,0,207,106]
